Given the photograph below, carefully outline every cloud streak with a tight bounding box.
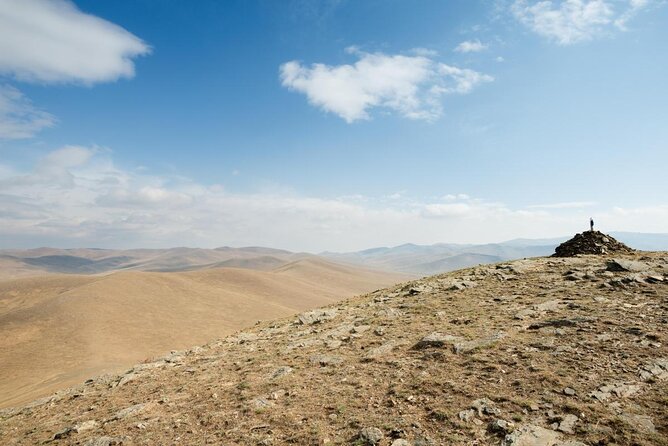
[0,85,56,139]
[280,48,493,122]
[1,148,665,251]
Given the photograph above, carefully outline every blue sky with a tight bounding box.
[0,0,666,251]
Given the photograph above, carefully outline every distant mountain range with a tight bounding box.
[2,232,666,279]
[0,246,312,280]
[322,232,668,276]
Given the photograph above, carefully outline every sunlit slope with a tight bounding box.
[0,259,404,408]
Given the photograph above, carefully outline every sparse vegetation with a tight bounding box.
[0,250,666,445]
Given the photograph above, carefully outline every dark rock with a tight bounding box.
[606,259,649,273]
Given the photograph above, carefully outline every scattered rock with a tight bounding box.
[454,333,505,354]
[503,424,560,446]
[606,259,649,273]
[325,339,342,349]
[298,309,338,325]
[590,383,641,401]
[515,308,538,320]
[528,318,592,330]
[489,419,515,434]
[111,402,153,421]
[83,437,125,446]
[413,332,462,349]
[52,427,73,440]
[231,333,259,343]
[309,355,342,366]
[352,325,371,334]
[359,426,384,444]
[251,397,273,410]
[270,366,293,380]
[391,440,410,446]
[74,420,99,433]
[638,358,668,381]
[363,341,400,361]
[557,414,578,434]
[619,413,656,434]
[458,409,476,422]
[563,387,576,396]
[471,398,500,416]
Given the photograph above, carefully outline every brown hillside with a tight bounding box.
[0,260,404,409]
[0,252,666,445]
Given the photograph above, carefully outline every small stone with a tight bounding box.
[458,409,476,422]
[557,414,578,434]
[619,413,656,434]
[414,332,461,349]
[489,419,514,433]
[270,366,293,380]
[111,402,152,421]
[52,427,73,440]
[251,397,273,409]
[453,333,505,354]
[391,440,410,446]
[309,355,342,366]
[297,309,337,325]
[471,398,500,416]
[325,339,342,349]
[364,341,400,361]
[359,427,384,445]
[83,438,124,446]
[74,420,99,433]
[563,387,576,396]
[503,424,560,446]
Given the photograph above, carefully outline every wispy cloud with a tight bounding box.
[511,0,655,45]
[279,48,493,123]
[528,201,597,209]
[0,85,55,139]
[1,148,663,250]
[0,0,150,84]
[454,40,488,53]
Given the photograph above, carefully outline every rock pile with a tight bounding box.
[553,231,634,257]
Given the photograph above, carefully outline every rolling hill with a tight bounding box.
[0,258,405,409]
[1,250,665,444]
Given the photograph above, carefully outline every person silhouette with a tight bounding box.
[590,218,594,232]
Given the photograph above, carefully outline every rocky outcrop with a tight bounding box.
[553,231,634,257]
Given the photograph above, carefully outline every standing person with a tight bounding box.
[590,217,594,232]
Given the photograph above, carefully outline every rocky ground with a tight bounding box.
[0,252,666,445]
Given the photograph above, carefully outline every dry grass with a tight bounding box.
[0,253,666,445]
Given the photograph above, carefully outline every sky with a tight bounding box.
[0,0,666,252]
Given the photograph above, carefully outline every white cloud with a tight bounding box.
[279,49,493,123]
[0,148,664,251]
[512,0,614,44]
[0,0,150,84]
[0,85,55,139]
[512,0,658,44]
[454,40,489,53]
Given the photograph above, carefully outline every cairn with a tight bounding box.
[553,230,634,257]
